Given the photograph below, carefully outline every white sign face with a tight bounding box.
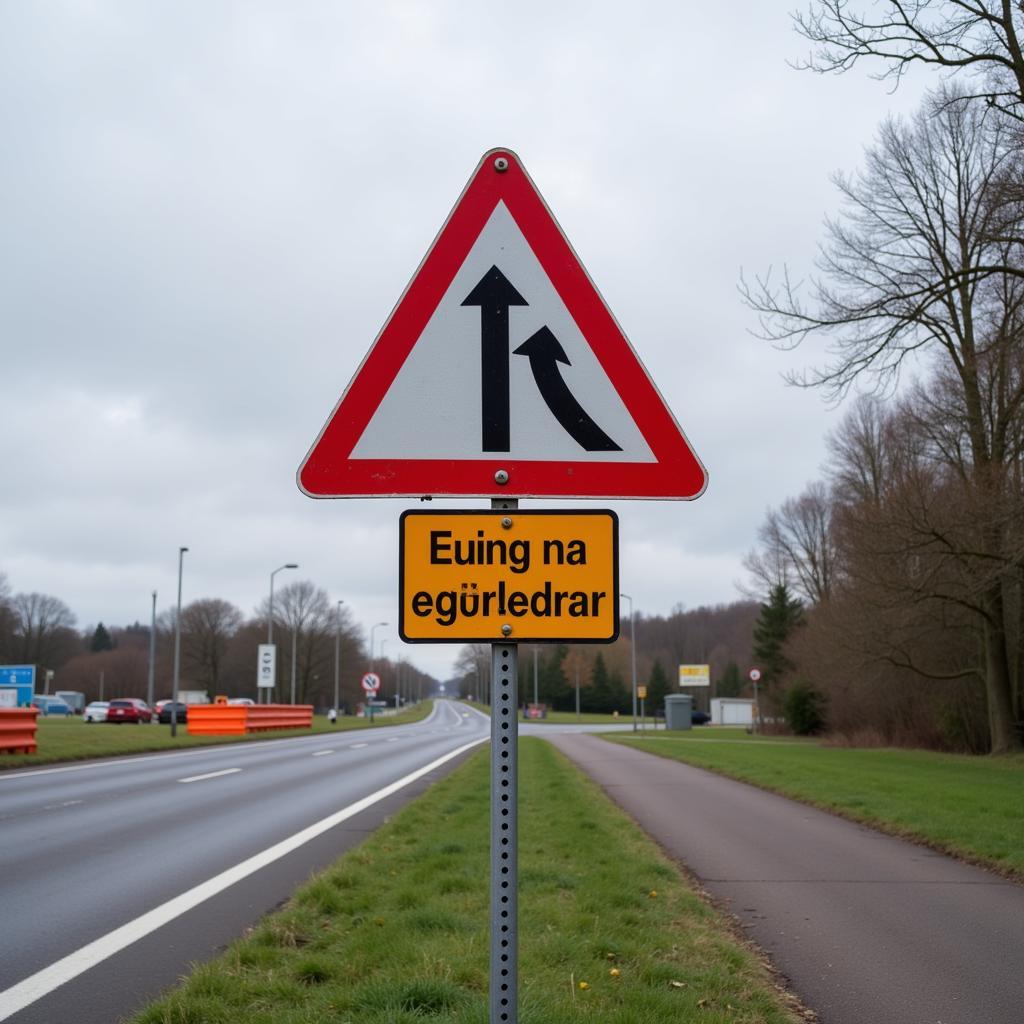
[257,644,276,689]
[361,672,380,693]
[678,664,710,688]
[749,668,762,683]
[0,689,17,708]
[351,203,655,464]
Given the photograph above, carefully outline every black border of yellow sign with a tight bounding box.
[399,509,619,644]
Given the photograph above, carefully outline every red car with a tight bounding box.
[106,698,153,724]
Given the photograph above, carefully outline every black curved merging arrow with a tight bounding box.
[513,327,622,452]
[462,266,528,452]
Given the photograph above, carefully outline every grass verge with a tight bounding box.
[0,701,434,771]
[608,733,1024,878]
[131,739,803,1024]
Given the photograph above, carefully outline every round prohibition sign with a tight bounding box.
[748,668,762,682]
[361,672,381,693]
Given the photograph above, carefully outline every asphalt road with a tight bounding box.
[0,700,490,1024]
[547,733,1024,1024]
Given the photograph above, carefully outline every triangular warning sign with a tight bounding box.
[298,148,706,500]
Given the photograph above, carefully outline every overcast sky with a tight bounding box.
[1,3,931,681]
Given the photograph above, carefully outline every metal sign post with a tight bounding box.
[490,638,518,1023]
[490,494,519,1024]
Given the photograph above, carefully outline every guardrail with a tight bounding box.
[186,704,313,736]
[0,708,40,754]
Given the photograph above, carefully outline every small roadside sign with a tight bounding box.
[257,645,276,689]
[749,668,762,682]
[637,685,648,700]
[679,664,710,687]
[361,673,380,693]
[400,509,618,643]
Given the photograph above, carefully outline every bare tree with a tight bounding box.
[744,88,1024,751]
[180,598,243,693]
[745,481,838,605]
[793,1,1024,119]
[9,591,78,668]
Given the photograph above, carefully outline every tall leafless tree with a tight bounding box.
[180,598,243,693]
[744,88,1023,750]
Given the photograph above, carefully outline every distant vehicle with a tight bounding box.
[83,701,110,723]
[106,698,152,724]
[31,695,73,717]
[227,698,255,706]
[157,701,188,724]
[691,709,711,726]
[54,691,86,714]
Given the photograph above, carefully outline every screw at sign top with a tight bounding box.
[501,517,513,529]
[501,624,512,636]
[494,469,509,485]
[494,156,509,172]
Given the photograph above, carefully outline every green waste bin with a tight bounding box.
[664,694,693,731]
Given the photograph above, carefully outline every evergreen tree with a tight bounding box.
[751,584,803,693]
[646,658,671,715]
[90,622,114,653]
[588,653,615,714]
[717,661,743,699]
[538,644,571,710]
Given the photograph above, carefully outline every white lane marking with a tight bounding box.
[177,769,241,784]
[0,736,486,1021]
[349,742,368,749]
[312,750,334,757]
[0,699,455,784]
[386,738,399,743]
[42,800,83,811]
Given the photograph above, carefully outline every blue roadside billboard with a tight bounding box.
[0,665,36,707]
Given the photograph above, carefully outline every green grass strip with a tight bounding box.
[609,733,1024,878]
[0,702,434,771]
[131,739,800,1024]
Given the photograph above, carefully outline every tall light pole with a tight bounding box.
[333,600,343,717]
[290,623,298,705]
[171,547,188,738]
[147,590,157,711]
[380,639,393,706]
[369,621,388,671]
[621,592,637,732]
[267,563,298,703]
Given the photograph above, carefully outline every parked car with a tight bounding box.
[83,701,110,723]
[31,695,73,717]
[227,698,255,706]
[691,709,712,726]
[106,698,153,724]
[157,701,189,724]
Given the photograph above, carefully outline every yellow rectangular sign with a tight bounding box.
[400,510,618,643]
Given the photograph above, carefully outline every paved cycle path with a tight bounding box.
[544,733,1023,1024]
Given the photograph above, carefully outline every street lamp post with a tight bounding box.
[369,621,388,671]
[290,623,298,705]
[147,590,157,711]
[333,600,343,718]
[171,547,188,738]
[267,563,298,704]
[621,592,637,732]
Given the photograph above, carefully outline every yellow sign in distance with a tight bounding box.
[637,685,648,700]
[679,664,711,687]
[400,510,618,643]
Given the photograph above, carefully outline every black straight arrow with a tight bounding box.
[513,327,622,452]
[462,266,528,452]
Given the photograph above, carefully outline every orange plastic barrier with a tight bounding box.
[0,708,39,754]
[186,704,313,736]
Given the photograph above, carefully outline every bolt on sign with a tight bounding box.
[400,510,618,643]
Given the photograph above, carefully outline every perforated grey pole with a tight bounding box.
[490,639,518,1023]
[490,494,519,1023]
